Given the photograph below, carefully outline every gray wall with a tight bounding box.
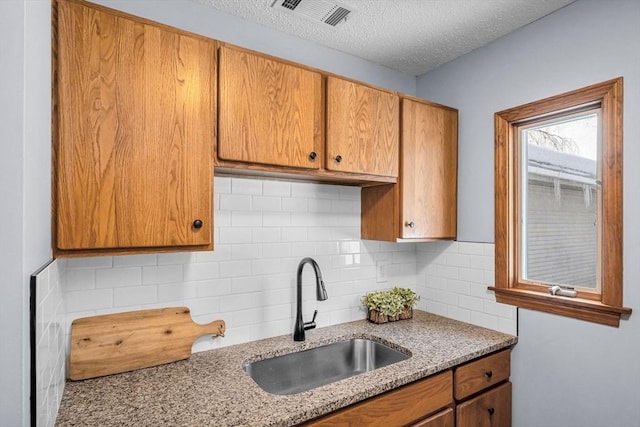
[0,0,52,424]
[416,1,640,426]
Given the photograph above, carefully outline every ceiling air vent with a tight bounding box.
[271,0,353,27]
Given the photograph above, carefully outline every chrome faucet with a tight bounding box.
[294,257,328,341]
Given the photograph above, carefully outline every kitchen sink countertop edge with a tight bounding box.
[55,310,517,427]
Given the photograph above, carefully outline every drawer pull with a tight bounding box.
[488,407,495,416]
[485,370,493,379]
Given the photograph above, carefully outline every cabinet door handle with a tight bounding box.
[488,407,495,416]
[309,151,317,161]
[485,370,493,379]
[193,219,203,229]
[335,155,343,164]
[405,221,415,228]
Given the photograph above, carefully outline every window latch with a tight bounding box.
[549,285,578,298]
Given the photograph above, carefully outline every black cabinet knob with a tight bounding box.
[309,151,317,161]
[485,370,493,379]
[488,408,495,416]
[193,219,203,229]
[335,155,343,164]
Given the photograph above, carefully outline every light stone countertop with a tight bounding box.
[55,311,517,426]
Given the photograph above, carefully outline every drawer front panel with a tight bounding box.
[454,349,510,400]
[305,370,453,426]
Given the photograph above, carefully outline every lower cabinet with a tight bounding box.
[303,349,511,426]
[456,382,512,427]
[304,371,452,426]
[454,349,512,427]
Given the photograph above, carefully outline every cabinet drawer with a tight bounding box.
[304,370,452,426]
[454,350,510,400]
[411,408,454,427]
[456,382,512,427]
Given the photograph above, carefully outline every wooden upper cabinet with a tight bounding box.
[326,76,399,177]
[217,46,323,169]
[55,0,215,254]
[361,98,457,242]
[400,98,457,239]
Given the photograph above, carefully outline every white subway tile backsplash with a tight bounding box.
[65,289,113,312]
[283,228,309,243]
[158,282,198,302]
[114,286,158,307]
[231,276,262,293]
[196,279,232,298]
[444,253,470,267]
[183,262,220,281]
[261,243,291,258]
[231,211,262,227]
[218,260,252,278]
[143,265,183,285]
[436,289,459,306]
[214,176,231,193]
[33,260,65,427]
[447,306,471,323]
[252,228,282,243]
[65,256,113,269]
[62,269,95,291]
[263,180,291,197]
[113,254,157,267]
[469,254,494,270]
[231,244,263,260]
[483,300,517,319]
[196,245,232,263]
[470,311,499,330]
[59,178,514,402]
[157,252,193,265]
[253,196,282,212]
[251,259,284,276]
[417,241,517,336]
[457,242,485,255]
[231,177,263,195]
[459,294,484,312]
[263,212,291,227]
[219,194,252,211]
[282,197,308,212]
[458,267,484,284]
[219,227,252,244]
[95,267,141,288]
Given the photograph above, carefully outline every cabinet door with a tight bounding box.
[400,99,457,239]
[56,0,214,251]
[218,46,322,169]
[456,382,512,427]
[411,408,454,427]
[326,76,399,177]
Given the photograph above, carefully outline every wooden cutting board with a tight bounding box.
[69,307,225,380]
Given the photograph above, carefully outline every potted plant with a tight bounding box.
[362,287,420,324]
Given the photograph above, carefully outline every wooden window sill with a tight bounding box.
[488,287,632,327]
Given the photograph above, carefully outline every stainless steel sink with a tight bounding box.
[244,338,410,395]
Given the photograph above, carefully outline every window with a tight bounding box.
[492,77,630,326]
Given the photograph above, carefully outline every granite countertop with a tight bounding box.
[55,311,517,426]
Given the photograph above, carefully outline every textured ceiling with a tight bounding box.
[191,0,574,76]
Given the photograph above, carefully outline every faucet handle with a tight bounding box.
[304,310,319,331]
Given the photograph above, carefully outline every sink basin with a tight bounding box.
[244,338,410,395]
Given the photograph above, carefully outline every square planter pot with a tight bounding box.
[367,307,413,324]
